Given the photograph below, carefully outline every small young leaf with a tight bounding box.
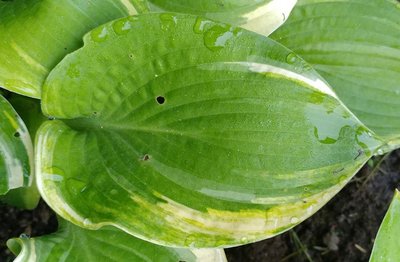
[370,189,400,262]
[271,0,400,143]
[7,218,227,262]
[37,14,384,247]
[0,94,32,195]
[0,0,138,98]
[144,0,297,36]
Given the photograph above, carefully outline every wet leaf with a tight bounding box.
[0,0,138,98]
[0,94,32,195]
[0,95,45,209]
[144,0,297,36]
[37,13,384,247]
[7,218,227,262]
[271,0,400,144]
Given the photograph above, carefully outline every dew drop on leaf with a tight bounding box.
[83,218,91,226]
[91,26,109,42]
[203,24,240,52]
[193,17,212,34]
[184,235,196,247]
[19,233,30,239]
[112,18,132,35]
[286,53,297,64]
[159,13,177,31]
[66,178,88,196]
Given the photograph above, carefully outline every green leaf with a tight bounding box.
[7,94,48,138]
[0,0,138,98]
[7,218,226,262]
[0,95,45,209]
[270,0,400,143]
[37,13,384,247]
[370,189,400,262]
[0,94,33,195]
[144,0,297,36]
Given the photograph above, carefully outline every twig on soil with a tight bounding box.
[354,244,367,254]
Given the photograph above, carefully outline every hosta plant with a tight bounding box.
[1,0,399,261]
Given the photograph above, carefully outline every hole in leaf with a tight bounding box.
[13,132,20,138]
[156,96,165,105]
[142,154,150,161]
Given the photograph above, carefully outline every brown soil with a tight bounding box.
[1,150,399,261]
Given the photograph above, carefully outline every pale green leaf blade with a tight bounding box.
[7,219,226,262]
[370,189,400,262]
[38,14,384,247]
[0,94,33,195]
[271,0,400,142]
[0,0,138,98]
[144,0,297,36]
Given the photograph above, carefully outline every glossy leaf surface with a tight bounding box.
[0,0,138,98]
[0,95,45,209]
[370,189,400,262]
[7,219,227,262]
[38,14,384,247]
[271,0,400,142]
[0,94,32,195]
[145,0,297,36]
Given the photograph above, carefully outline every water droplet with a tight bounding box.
[110,189,118,195]
[290,217,299,224]
[322,193,330,201]
[203,24,241,52]
[377,149,384,155]
[43,167,65,182]
[240,237,248,244]
[91,26,109,42]
[159,13,177,31]
[83,218,91,226]
[66,178,88,196]
[184,235,196,247]
[313,127,337,144]
[303,186,309,192]
[193,17,212,34]
[338,175,347,184]
[19,233,30,239]
[112,19,132,35]
[286,53,297,64]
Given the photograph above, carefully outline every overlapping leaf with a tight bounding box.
[370,189,400,262]
[0,95,45,209]
[7,218,226,262]
[271,0,400,143]
[0,94,32,196]
[143,0,297,36]
[37,13,384,247]
[0,0,138,98]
